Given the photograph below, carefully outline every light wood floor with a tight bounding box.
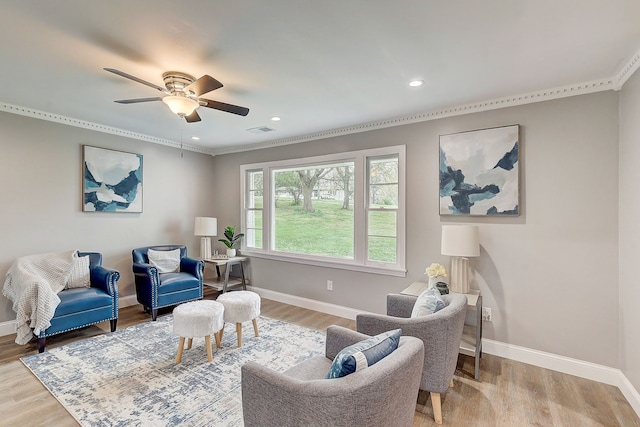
[1,289,638,427]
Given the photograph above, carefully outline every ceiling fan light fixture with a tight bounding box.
[162,95,199,116]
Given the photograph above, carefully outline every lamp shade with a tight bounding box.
[194,217,217,236]
[441,225,480,257]
[163,95,199,116]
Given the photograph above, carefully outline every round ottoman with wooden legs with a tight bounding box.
[216,291,261,347]
[172,300,225,363]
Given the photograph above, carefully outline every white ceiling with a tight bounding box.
[2,1,640,155]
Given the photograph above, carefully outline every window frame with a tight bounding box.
[240,145,406,277]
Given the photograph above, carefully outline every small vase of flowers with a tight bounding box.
[425,263,449,295]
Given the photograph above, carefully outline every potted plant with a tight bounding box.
[218,225,245,257]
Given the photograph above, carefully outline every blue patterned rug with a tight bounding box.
[21,315,326,426]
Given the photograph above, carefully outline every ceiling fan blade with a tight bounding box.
[185,110,202,123]
[200,98,250,116]
[185,75,223,97]
[114,97,163,104]
[104,68,168,93]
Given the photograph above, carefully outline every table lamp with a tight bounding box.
[194,217,217,260]
[441,225,480,294]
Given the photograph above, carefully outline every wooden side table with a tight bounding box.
[202,256,248,293]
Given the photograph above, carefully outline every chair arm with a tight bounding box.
[325,325,370,360]
[387,293,417,318]
[180,256,204,281]
[132,262,159,290]
[90,265,120,296]
[132,262,157,277]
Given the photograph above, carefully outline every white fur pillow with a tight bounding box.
[66,255,91,288]
[148,248,181,273]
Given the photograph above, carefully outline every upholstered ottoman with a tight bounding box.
[173,300,224,363]
[217,291,260,347]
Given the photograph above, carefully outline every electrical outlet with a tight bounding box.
[482,307,492,322]
[327,280,333,291]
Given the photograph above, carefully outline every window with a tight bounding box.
[241,145,405,276]
[245,169,263,249]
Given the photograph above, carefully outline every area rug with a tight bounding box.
[21,315,326,426]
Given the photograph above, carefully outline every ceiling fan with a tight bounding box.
[104,68,249,123]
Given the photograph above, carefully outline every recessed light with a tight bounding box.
[409,79,424,87]
[270,116,281,122]
[191,136,200,141]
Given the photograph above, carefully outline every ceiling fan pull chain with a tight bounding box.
[180,118,184,158]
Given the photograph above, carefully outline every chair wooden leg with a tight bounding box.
[152,309,158,321]
[187,338,193,349]
[214,331,222,348]
[252,318,259,337]
[205,335,213,362]
[236,322,243,347]
[176,337,185,363]
[450,379,454,388]
[431,392,443,425]
[37,337,46,353]
[110,319,117,332]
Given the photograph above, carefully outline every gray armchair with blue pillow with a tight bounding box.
[132,245,204,321]
[38,251,120,353]
[241,325,424,427]
[356,292,467,425]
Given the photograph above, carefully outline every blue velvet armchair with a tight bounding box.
[132,245,204,321]
[38,252,120,353]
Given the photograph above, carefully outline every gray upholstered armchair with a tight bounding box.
[132,245,203,321]
[356,293,467,425]
[241,325,424,427]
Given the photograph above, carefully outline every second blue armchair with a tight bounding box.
[132,245,204,321]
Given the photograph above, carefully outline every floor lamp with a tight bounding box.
[441,225,480,294]
[195,217,217,260]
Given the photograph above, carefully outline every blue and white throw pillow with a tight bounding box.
[411,286,446,317]
[326,329,401,379]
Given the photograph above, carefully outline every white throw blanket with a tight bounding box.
[2,250,77,345]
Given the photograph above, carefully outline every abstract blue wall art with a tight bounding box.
[83,145,143,212]
[439,125,519,216]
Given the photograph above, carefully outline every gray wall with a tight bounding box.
[211,91,620,368]
[0,112,216,322]
[0,89,629,377]
[620,69,640,390]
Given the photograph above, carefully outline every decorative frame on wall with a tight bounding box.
[82,145,143,212]
[439,124,520,216]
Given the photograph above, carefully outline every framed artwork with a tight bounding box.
[82,145,143,212]
[439,125,519,216]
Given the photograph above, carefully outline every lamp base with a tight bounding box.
[449,257,470,294]
[200,237,212,260]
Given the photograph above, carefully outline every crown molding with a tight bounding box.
[0,102,215,155]
[6,46,640,157]
[210,78,614,155]
[614,48,640,91]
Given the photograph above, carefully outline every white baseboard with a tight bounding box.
[483,338,640,417]
[118,294,138,308]
[0,319,15,337]
[249,286,368,320]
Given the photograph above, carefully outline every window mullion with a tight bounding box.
[352,154,366,264]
